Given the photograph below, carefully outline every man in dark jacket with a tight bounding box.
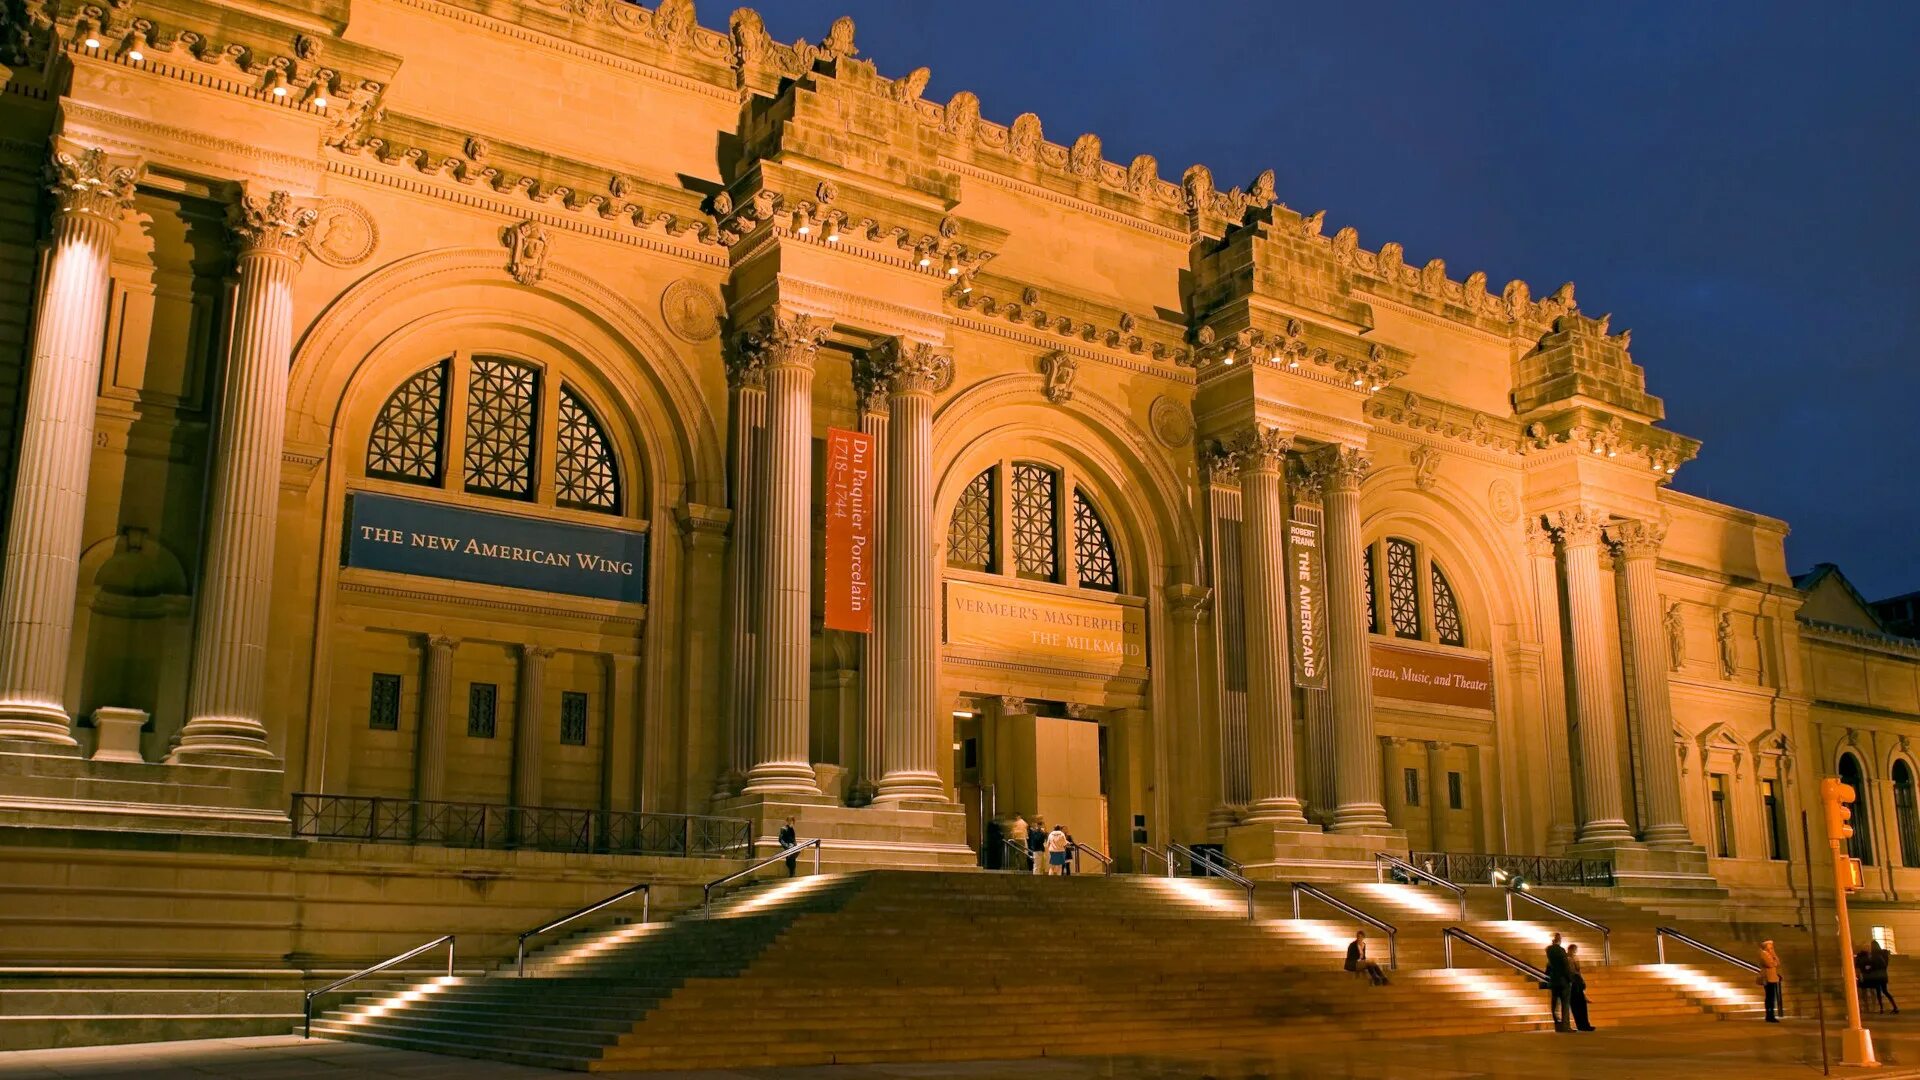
[1025,814,1047,875]
[778,818,798,877]
[1545,933,1572,1032]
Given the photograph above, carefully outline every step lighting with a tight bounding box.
[345,975,457,1023]
[1345,881,1459,919]
[1647,963,1757,1008]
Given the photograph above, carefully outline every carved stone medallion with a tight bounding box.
[1150,396,1193,449]
[660,279,722,342]
[304,199,378,267]
[1488,479,1519,524]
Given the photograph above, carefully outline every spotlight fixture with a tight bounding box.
[82,24,101,49]
[266,68,289,97]
[121,30,146,61]
[825,226,839,243]
[917,255,931,267]
[796,222,810,235]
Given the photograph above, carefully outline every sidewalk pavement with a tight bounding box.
[3,1017,1919,1079]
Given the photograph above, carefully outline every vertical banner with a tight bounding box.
[1287,519,1329,689]
[823,426,875,633]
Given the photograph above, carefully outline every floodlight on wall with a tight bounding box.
[119,29,146,61]
[265,68,289,98]
[305,82,329,109]
[79,20,101,49]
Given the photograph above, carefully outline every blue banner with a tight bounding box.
[343,492,648,604]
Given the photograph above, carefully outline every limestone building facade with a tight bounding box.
[0,0,1909,938]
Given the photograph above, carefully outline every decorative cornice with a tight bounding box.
[952,283,1188,368]
[1192,318,1404,392]
[1365,389,1523,456]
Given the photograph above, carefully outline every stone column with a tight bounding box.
[1289,463,1338,826]
[718,346,766,797]
[414,635,457,804]
[1613,519,1691,846]
[850,357,889,804]
[1223,426,1307,825]
[1316,445,1392,832]
[171,190,317,763]
[1555,507,1635,844]
[874,339,952,803]
[740,310,827,795]
[513,644,553,809]
[1526,519,1579,851]
[1166,584,1211,840]
[0,148,138,746]
[1427,740,1450,850]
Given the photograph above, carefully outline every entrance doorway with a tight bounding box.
[958,702,1116,872]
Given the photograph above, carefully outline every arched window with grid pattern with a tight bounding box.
[945,461,1123,594]
[555,386,620,513]
[365,360,448,484]
[947,467,995,572]
[1364,535,1470,650]
[1072,489,1119,592]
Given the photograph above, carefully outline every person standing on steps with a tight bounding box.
[1567,943,1595,1031]
[778,817,799,877]
[1866,940,1898,1014]
[1008,814,1030,873]
[1345,930,1388,985]
[1545,932,1572,1032]
[1046,823,1069,876]
[1758,940,1784,1022]
[1061,825,1077,877]
[1027,814,1047,875]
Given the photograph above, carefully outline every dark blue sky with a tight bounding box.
[761,1,1920,599]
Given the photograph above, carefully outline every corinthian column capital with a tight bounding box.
[736,308,829,371]
[1551,505,1607,547]
[868,336,953,397]
[229,189,319,260]
[1220,424,1291,477]
[1308,443,1371,493]
[48,146,139,222]
[1608,518,1667,560]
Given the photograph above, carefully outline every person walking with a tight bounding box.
[1758,940,1784,1023]
[1045,823,1069,877]
[1027,815,1047,875]
[1345,930,1389,986]
[778,817,799,877]
[1545,932,1572,1032]
[1567,943,1595,1031]
[1867,940,1899,1014]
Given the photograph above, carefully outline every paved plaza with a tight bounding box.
[3,1019,1919,1080]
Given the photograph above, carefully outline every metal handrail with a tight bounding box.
[1003,837,1035,872]
[1655,927,1762,973]
[1167,842,1256,921]
[1074,842,1112,871]
[702,839,823,916]
[1375,851,1468,919]
[1443,927,1548,981]
[1137,844,1171,874]
[1171,842,1242,879]
[1292,883,1398,970]
[302,935,454,1038]
[1505,888,1611,965]
[515,884,650,976]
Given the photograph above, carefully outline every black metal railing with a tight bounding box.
[291,793,752,859]
[1408,851,1615,887]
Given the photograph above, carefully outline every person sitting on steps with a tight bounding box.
[1345,930,1388,985]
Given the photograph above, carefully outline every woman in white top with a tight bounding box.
[1045,825,1069,876]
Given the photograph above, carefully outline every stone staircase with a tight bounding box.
[309,869,1775,1071]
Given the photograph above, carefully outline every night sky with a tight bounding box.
[758,1,1920,599]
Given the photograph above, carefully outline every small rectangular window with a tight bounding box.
[1403,767,1421,807]
[1447,771,1464,811]
[368,673,402,731]
[560,690,589,746]
[467,682,497,739]
[1763,778,1787,861]
[1710,773,1733,858]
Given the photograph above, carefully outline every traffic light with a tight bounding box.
[1822,777,1857,842]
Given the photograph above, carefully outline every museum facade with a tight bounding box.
[0,0,1915,939]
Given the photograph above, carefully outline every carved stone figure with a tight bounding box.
[1038,351,1077,403]
[943,91,980,137]
[504,219,549,286]
[1717,611,1736,679]
[1409,444,1439,491]
[1008,113,1042,162]
[1665,601,1686,671]
[1069,133,1101,177]
[1126,154,1157,196]
[820,15,856,58]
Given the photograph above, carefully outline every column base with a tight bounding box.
[741,760,821,796]
[872,769,944,804]
[1330,801,1394,834]
[1225,823,1405,881]
[1240,797,1309,827]
[715,792,974,871]
[0,700,78,751]
[1639,822,1695,848]
[1574,818,1637,845]
[165,716,279,766]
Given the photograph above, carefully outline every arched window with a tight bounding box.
[366,360,448,484]
[362,353,625,515]
[1072,490,1118,592]
[1895,760,1920,867]
[1840,752,1875,865]
[947,468,995,571]
[1365,536,1470,649]
[946,461,1121,592]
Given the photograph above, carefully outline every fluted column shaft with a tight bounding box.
[1228,428,1306,825]
[0,149,137,746]
[1427,741,1450,848]
[1615,520,1691,846]
[1318,446,1392,832]
[1558,509,1634,843]
[415,636,457,803]
[513,644,551,808]
[875,339,950,803]
[853,382,888,802]
[718,355,767,795]
[173,190,316,763]
[742,312,826,794]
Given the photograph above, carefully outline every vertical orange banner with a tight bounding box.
[823,426,875,633]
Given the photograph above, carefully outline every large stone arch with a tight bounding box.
[1359,465,1530,651]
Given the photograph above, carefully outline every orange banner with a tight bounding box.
[823,427,875,633]
[1370,641,1494,710]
